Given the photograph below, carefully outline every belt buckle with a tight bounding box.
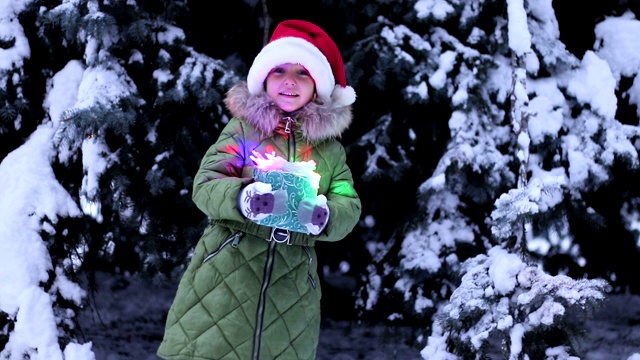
[270,228,291,245]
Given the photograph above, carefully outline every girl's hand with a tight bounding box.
[298,195,329,235]
[238,182,287,221]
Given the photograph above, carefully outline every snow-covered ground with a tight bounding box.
[77,271,640,360]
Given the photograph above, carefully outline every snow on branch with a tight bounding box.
[491,177,564,240]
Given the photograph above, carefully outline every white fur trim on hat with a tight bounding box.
[247,37,335,102]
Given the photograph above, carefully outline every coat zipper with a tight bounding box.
[252,240,277,360]
[289,121,313,286]
[303,246,316,289]
[285,116,296,161]
[252,117,296,360]
[202,231,243,263]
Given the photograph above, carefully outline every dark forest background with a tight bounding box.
[2,2,640,351]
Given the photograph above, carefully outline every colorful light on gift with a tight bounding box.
[251,151,321,190]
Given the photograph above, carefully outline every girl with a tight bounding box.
[157,19,361,360]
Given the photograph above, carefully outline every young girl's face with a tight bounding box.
[265,63,316,113]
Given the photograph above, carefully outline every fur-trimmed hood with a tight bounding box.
[223,82,353,143]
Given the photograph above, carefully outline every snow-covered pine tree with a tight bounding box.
[350,0,515,325]
[342,0,464,323]
[1,0,238,357]
[350,0,639,358]
[421,0,636,358]
[40,0,240,279]
[427,13,613,350]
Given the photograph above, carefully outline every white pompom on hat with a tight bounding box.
[247,19,356,107]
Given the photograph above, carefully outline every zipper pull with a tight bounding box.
[232,232,244,248]
[283,116,294,134]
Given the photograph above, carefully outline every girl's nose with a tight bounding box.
[284,75,296,86]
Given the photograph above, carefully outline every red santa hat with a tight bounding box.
[247,19,356,107]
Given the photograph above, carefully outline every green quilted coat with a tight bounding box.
[157,82,361,360]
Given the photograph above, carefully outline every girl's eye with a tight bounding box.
[271,67,285,74]
[298,69,310,76]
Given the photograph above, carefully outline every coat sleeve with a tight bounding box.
[192,118,255,222]
[315,143,361,242]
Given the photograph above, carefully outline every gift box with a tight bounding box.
[251,152,321,234]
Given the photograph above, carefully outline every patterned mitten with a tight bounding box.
[297,195,330,235]
[238,182,287,221]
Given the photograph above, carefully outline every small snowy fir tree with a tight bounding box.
[422,247,608,359]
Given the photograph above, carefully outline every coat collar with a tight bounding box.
[223,82,353,143]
